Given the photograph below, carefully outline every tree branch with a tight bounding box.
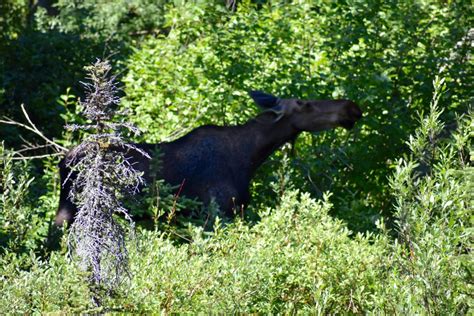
[0,103,68,154]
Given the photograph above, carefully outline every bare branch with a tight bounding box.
[11,153,63,160]
[21,104,68,152]
[16,143,56,154]
[0,104,68,154]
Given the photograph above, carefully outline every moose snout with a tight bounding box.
[340,101,363,130]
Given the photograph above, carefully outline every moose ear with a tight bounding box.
[249,90,279,108]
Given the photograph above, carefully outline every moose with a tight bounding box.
[55,91,363,226]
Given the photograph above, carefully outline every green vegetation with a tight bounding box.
[0,0,472,313]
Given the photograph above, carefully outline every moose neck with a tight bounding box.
[241,112,301,175]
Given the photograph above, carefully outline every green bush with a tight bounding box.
[35,0,174,42]
[0,143,35,253]
[0,190,389,313]
[0,0,179,147]
[387,78,472,313]
[0,142,60,257]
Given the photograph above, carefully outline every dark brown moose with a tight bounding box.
[55,91,363,225]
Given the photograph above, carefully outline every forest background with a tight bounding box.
[0,0,472,313]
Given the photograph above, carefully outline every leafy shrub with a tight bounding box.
[35,0,173,42]
[386,78,472,314]
[0,143,35,253]
[0,251,90,314]
[0,0,174,147]
[0,25,108,149]
[0,142,62,255]
[120,192,390,314]
[0,190,389,313]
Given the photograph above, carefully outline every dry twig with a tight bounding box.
[0,103,68,159]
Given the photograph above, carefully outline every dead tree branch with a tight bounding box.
[0,103,68,158]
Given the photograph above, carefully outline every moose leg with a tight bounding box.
[55,161,77,226]
[203,183,245,220]
[55,197,76,226]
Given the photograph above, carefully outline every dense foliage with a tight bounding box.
[0,0,472,313]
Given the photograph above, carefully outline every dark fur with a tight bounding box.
[56,91,362,225]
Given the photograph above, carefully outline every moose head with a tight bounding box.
[249,90,363,132]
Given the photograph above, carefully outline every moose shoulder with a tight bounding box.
[55,91,363,225]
